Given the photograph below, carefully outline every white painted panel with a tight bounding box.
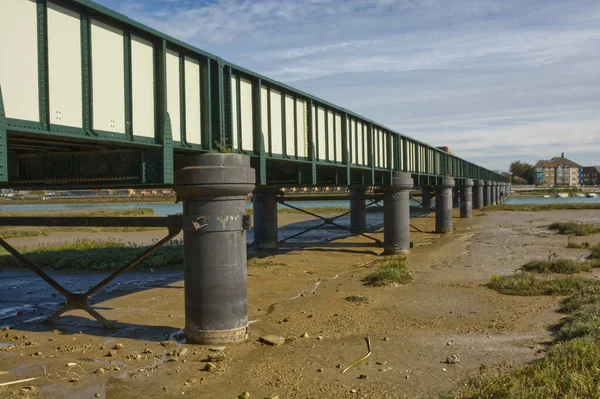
[285,95,295,156]
[327,111,334,161]
[335,114,342,162]
[357,122,363,165]
[348,119,354,164]
[296,100,306,158]
[317,107,326,160]
[379,131,384,168]
[383,132,387,168]
[230,76,238,149]
[240,78,253,151]
[0,0,39,121]
[184,57,201,144]
[311,105,316,157]
[373,129,379,167]
[260,86,269,153]
[166,50,181,142]
[47,3,82,127]
[131,36,155,138]
[270,89,282,155]
[91,19,125,133]
[362,125,368,166]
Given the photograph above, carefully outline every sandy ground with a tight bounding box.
[1,208,599,398]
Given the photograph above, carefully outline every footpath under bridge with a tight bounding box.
[0,0,509,344]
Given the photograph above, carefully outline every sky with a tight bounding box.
[96,0,600,172]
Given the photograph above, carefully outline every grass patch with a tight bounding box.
[559,285,600,314]
[590,245,600,260]
[363,259,412,287]
[442,337,600,399]
[549,222,600,236]
[484,203,600,211]
[520,259,592,274]
[557,303,600,341]
[488,272,591,296]
[0,238,184,271]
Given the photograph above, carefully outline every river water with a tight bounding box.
[0,195,597,216]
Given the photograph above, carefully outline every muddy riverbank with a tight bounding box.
[0,209,597,398]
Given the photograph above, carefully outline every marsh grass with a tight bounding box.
[520,259,592,274]
[0,238,184,271]
[363,259,412,287]
[549,222,600,236]
[487,272,591,296]
[484,203,600,211]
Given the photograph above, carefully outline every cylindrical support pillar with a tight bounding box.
[473,180,484,210]
[491,182,497,205]
[435,176,455,234]
[460,179,474,218]
[383,172,414,254]
[499,184,505,202]
[421,186,433,208]
[174,154,255,345]
[252,187,279,249]
[452,187,460,208]
[484,181,492,207]
[349,186,367,234]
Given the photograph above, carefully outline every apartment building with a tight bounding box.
[534,153,582,187]
[582,166,600,186]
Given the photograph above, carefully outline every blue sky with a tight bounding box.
[97,0,600,171]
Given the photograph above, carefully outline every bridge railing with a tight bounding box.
[0,0,507,187]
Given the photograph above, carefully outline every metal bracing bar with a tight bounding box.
[0,217,182,328]
[276,199,382,244]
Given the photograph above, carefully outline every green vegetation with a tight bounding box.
[557,303,600,341]
[488,272,590,296]
[0,238,184,271]
[247,250,286,268]
[484,203,600,211]
[590,245,600,260]
[363,258,412,287]
[549,222,600,236]
[520,259,592,274]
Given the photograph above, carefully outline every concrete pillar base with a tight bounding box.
[474,180,484,210]
[436,176,455,234]
[174,154,255,345]
[421,186,433,208]
[349,186,367,234]
[383,172,413,254]
[460,179,474,218]
[484,181,492,207]
[252,187,279,249]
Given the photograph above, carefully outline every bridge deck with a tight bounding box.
[0,0,507,189]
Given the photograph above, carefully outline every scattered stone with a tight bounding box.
[33,351,42,356]
[317,336,323,340]
[405,375,409,379]
[177,348,188,357]
[204,362,216,372]
[20,386,36,393]
[259,335,285,346]
[317,368,323,372]
[283,317,291,322]
[447,340,454,346]
[336,364,343,369]
[375,361,387,366]
[301,333,309,338]
[95,394,101,397]
[106,350,117,357]
[446,354,459,364]
[238,392,250,399]
[66,362,77,367]
[208,352,226,362]
[69,377,79,383]
[345,295,369,303]
[208,346,226,352]
[94,368,105,374]
[113,343,124,350]
[350,389,357,393]
[264,396,279,399]
[383,337,390,341]
[160,341,176,348]
[358,374,368,379]
[442,368,447,372]
[143,348,153,354]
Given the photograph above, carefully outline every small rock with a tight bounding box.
[264,396,279,399]
[336,364,343,369]
[143,348,153,354]
[204,362,216,372]
[358,374,368,379]
[283,317,291,322]
[259,335,285,346]
[317,368,323,372]
[317,336,323,340]
[301,332,309,338]
[106,350,117,357]
[238,391,250,399]
[95,394,101,398]
[113,343,124,350]
[177,348,188,357]
[442,368,447,372]
[208,346,226,352]
[350,389,357,393]
[375,361,387,365]
[405,375,409,379]
[383,337,390,341]
[447,340,454,346]
[69,377,79,383]
[94,368,105,374]
[66,362,77,367]
[33,351,42,356]
[208,352,226,362]
[446,354,459,364]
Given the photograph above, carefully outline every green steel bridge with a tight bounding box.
[0,0,507,190]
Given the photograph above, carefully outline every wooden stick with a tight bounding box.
[341,336,372,374]
[0,377,38,387]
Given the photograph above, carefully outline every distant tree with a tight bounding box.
[509,161,534,184]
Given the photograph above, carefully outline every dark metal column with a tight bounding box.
[473,180,484,210]
[252,187,279,249]
[491,182,497,205]
[174,154,255,345]
[460,179,473,218]
[435,176,455,234]
[484,181,491,206]
[383,172,413,254]
[421,186,433,208]
[349,186,367,234]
